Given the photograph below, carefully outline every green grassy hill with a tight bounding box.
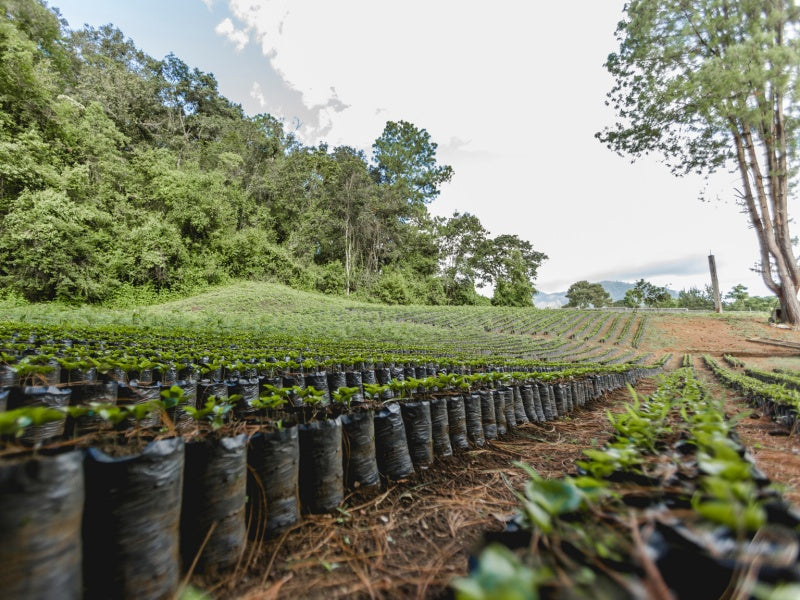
[0,280,655,364]
[4,279,789,366]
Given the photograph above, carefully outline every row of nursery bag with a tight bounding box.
[0,367,660,600]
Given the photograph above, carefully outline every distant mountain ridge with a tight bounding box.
[534,280,677,308]
[598,281,636,302]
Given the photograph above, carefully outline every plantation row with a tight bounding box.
[454,365,800,599]
[0,316,643,373]
[703,355,800,432]
[0,283,655,366]
[745,364,800,392]
[0,320,667,600]
[394,306,649,349]
[0,319,658,393]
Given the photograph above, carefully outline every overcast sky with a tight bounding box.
[51,0,787,297]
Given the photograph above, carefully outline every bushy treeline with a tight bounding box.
[0,0,546,306]
[564,279,776,311]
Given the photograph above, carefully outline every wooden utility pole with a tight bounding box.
[708,254,722,313]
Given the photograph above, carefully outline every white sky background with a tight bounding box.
[52,0,783,297]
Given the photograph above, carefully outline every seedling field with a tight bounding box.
[2,282,800,599]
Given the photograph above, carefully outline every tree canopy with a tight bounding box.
[724,284,778,311]
[371,120,453,214]
[677,286,715,310]
[564,281,612,309]
[598,0,798,324]
[617,279,673,308]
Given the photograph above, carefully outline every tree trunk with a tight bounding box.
[731,122,800,328]
[779,284,800,326]
[344,219,352,296]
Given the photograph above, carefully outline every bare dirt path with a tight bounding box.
[637,313,800,506]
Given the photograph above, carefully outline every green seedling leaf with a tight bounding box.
[160,385,185,409]
[332,386,360,406]
[67,405,94,419]
[255,394,288,410]
[25,406,66,426]
[124,400,160,423]
[0,409,31,436]
[752,583,800,600]
[96,404,128,425]
[297,386,325,405]
[450,543,540,600]
[526,478,584,516]
[0,407,64,437]
[363,383,387,400]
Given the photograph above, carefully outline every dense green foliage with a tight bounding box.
[0,0,546,306]
[564,280,612,308]
[704,354,800,411]
[616,278,672,308]
[724,283,777,311]
[676,286,715,310]
[561,278,774,311]
[669,282,776,311]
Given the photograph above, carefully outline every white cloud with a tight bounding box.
[221,1,559,150]
[214,0,778,297]
[214,17,250,51]
[250,81,267,108]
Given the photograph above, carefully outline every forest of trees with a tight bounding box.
[0,0,547,307]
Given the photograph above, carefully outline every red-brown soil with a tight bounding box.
[641,312,800,358]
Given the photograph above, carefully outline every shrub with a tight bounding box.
[491,278,533,307]
[312,261,346,295]
[414,275,447,306]
[215,229,308,286]
[372,268,414,305]
[0,188,119,302]
[115,213,188,289]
